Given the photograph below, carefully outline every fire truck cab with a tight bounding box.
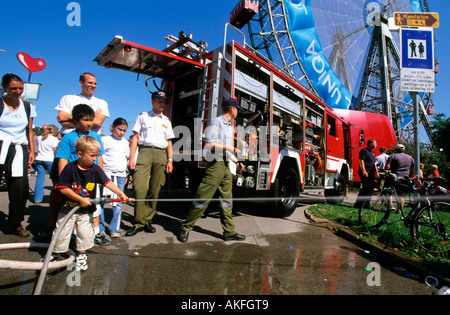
[94,30,386,217]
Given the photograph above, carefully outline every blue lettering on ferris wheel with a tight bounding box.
[410,0,423,12]
[284,0,352,110]
[363,0,382,27]
[284,0,424,110]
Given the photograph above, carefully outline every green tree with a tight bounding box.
[33,127,45,136]
[431,113,450,159]
[405,114,450,178]
[404,142,449,178]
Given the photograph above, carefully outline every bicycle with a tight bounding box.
[358,170,450,254]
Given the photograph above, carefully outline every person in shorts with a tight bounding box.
[53,136,127,271]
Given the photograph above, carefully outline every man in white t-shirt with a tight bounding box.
[55,73,109,135]
[39,73,110,242]
[375,147,389,170]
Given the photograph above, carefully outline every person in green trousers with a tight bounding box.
[178,98,246,242]
[125,91,174,236]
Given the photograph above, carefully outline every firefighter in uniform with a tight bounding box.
[125,91,174,236]
[178,98,246,242]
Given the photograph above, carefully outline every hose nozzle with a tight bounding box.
[89,197,130,205]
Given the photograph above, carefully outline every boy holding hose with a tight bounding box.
[53,136,128,271]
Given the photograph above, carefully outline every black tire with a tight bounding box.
[411,201,450,254]
[358,191,391,228]
[325,174,346,204]
[269,167,300,218]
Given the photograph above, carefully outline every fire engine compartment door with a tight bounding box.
[94,36,205,81]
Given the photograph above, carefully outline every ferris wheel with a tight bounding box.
[244,0,434,142]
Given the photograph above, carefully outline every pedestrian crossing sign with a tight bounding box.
[401,28,434,70]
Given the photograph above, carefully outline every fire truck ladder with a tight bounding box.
[194,57,223,165]
[198,25,244,125]
[198,58,221,125]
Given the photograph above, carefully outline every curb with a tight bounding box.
[304,208,450,288]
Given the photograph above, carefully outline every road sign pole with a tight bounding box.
[400,25,436,171]
[412,92,420,177]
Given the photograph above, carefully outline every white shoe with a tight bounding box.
[75,253,88,271]
[110,232,120,238]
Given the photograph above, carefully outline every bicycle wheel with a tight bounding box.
[411,201,450,254]
[358,191,391,229]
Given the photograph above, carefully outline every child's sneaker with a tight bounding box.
[75,253,88,272]
[40,254,59,263]
[94,232,110,246]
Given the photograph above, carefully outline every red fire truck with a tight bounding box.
[94,27,396,217]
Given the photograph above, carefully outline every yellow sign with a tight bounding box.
[394,12,439,28]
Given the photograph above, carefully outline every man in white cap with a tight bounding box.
[178,98,245,242]
[385,144,415,207]
[385,144,415,178]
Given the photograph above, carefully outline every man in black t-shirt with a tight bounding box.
[355,139,380,208]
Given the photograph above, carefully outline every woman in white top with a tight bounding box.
[0,74,36,237]
[99,118,130,238]
[33,125,59,203]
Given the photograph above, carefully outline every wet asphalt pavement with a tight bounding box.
[0,174,445,296]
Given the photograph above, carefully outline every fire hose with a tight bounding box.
[26,197,128,295]
[31,195,299,295]
[6,194,318,295]
[32,195,252,295]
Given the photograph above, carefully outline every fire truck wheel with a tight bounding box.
[325,174,347,204]
[270,167,300,218]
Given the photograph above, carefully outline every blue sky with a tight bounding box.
[0,0,448,141]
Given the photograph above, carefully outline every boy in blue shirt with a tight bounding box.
[55,104,109,244]
[55,104,105,171]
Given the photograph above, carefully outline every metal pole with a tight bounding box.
[412,92,420,177]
